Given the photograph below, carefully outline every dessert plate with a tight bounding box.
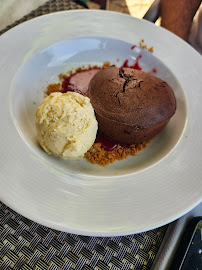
[0,10,202,236]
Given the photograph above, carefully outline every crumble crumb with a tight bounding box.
[148,46,154,52]
[85,141,149,166]
[45,83,62,95]
[58,73,64,80]
[139,39,154,53]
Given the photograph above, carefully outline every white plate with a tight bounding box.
[0,10,202,236]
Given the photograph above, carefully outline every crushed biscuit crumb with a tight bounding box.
[85,141,149,166]
[148,46,154,52]
[58,73,64,80]
[45,83,62,95]
[102,62,111,69]
[139,39,154,53]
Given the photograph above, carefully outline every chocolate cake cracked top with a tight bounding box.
[88,67,176,144]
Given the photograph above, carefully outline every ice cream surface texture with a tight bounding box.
[36,92,98,158]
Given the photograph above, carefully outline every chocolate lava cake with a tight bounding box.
[88,67,176,144]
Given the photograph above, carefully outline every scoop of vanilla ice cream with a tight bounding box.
[35,92,98,158]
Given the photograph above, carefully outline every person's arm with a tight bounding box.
[160,0,201,41]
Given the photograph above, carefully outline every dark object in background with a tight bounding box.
[92,0,107,9]
[168,217,202,270]
[72,0,89,8]
[73,0,107,9]
[143,0,160,22]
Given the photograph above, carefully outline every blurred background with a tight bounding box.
[0,0,161,32]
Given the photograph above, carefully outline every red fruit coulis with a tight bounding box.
[131,45,137,50]
[95,131,118,151]
[120,54,142,70]
[95,131,129,151]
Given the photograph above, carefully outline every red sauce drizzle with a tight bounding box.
[131,45,137,50]
[95,131,118,151]
[62,76,74,93]
[95,131,128,151]
[120,54,142,70]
